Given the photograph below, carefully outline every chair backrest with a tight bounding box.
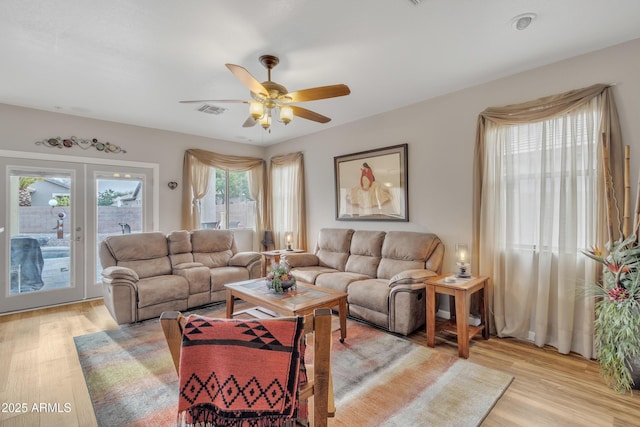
[160,308,334,427]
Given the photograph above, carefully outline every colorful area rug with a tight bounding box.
[74,304,513,426]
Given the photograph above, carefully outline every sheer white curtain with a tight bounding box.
[474,85,624,359]
[269,152,307,250]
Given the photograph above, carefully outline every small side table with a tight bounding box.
[425,274,490,358]
[261,249,304,276]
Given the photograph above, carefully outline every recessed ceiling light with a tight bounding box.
[511,13,537,31]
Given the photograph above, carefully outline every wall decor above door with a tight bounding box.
[35,136,127,154]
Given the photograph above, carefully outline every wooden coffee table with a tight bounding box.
[225,278,348,342]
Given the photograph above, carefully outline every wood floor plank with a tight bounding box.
[1,300,639,426]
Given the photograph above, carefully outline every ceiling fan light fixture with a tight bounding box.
[249,101,264,120]
[182,54,350,133]
[259,113,272,130]
[280,106,293,125]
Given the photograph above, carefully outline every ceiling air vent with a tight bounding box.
[197,104,227,115]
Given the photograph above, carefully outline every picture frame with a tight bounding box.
[334,143,408,221]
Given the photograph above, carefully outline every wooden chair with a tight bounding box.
[160,308,334,427]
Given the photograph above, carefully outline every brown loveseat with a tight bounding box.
[99,229,261,324]
[283,228,444,335]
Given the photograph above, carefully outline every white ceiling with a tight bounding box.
[2,1,640,146]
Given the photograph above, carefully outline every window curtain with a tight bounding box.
[268,152,307,251]
[181,149,267,251]
[472,84,623,358]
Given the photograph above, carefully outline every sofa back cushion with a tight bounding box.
[377,231,443,279]
[168,230,194,266]
[191,229,237,268]
[101,232,172,279]
[315,228,354,272]
[345,230,385,277]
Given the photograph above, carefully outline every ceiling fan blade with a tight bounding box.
[226,64,269,97]
[180,99,248,104]
[290,105,331,123]
[242,116,257,128]
[286,84,350,102]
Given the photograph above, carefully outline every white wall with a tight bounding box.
[266,38,640,273]
[0,105,265,235]
[2,38,639,271]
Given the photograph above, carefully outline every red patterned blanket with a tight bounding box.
[177,314,306,426]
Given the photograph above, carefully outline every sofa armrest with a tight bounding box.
[282,253,319,268]
[101,274,139,324]
[388,269,437,287]
[229,252,262,267]
[101,266,139,282]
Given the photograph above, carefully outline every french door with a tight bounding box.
[0,152,157,313]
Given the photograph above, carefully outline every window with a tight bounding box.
[200,168,255,230]
[473,85,622,359]
[500,112,599,254]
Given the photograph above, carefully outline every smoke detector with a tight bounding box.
[197,104,227,115]
[511,13,537,31]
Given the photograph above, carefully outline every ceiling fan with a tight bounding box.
[180,54,350,131]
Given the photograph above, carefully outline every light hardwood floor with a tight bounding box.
[1,300,639,426]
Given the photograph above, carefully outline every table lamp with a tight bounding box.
[455,243,471,278]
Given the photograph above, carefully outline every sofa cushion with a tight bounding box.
[191,229,237,252]
[174,265,211,294]
[136,275,189,308]
[191,230,236,268]
[377,231,440,279]
[103,232,173,278]
[120,257,173,280]
[168,230,194,266]
[350,230,385,256]
[316,228,354,271]
[347,279,390,314]
[104,232,169,261]
[315,272,372,293]
[291,267,338,284]
[210,267,250,292]
[345,230,385,277]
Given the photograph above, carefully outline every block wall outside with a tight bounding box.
[18,206,142,235]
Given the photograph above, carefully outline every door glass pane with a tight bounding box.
[9,173,71,294]
[95,176,144,281]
